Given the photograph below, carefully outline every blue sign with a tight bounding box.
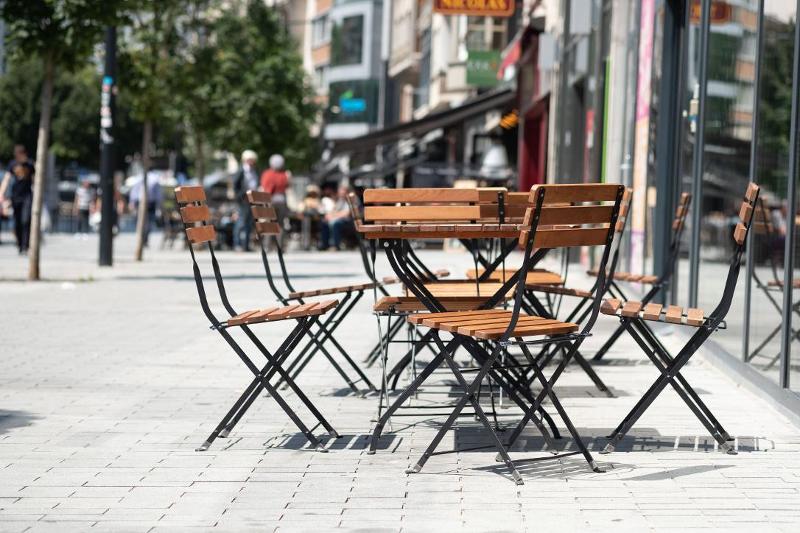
[340,97,366,114]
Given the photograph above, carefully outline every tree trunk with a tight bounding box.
[28,55,55,281]
[134,120,152,261]
[195,134,206,186]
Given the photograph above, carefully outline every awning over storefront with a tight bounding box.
[329,87,515,156]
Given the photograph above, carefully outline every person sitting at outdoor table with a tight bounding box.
[319,183,353,251]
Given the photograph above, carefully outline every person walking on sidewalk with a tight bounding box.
[232,150,259,251]
[73,179,95,237]
[0,145,35,255]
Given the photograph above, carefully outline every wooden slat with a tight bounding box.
[286,302,320,318]
[643,303,663,321]
[745,182,759,202]
[601,299,621,314]
[537,205,615,225]
[473,320,578,340]
[346,193,363,221]
[251,205,277,220]
[179,205,210,223]
[185,225,216,244]
[665,305,683,324]
[533,227,610,248]
[175,186,205,203]
[246,190,271,204]
[733,222,747,245]
[686,308,705,327]
[255,221,281,235]
[738,201,753,224]
[532,183,624,204]
[363,205,485,222]
[621,301,643,318]
[364,188,485,204]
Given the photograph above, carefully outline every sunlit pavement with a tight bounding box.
[1,232,800,532]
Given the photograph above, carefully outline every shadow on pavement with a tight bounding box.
[0,410,40,435]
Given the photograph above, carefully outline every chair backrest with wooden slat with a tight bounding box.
[706,183,760,326]
[174,186,240,326]
[243,190,300,304]
[175,186,216,245]
[246,190,282,236]
[501,183,625,337]
[362,187,508,226]
[750,197,782,283]
[518,184,624,250]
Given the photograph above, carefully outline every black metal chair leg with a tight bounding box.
[213,329,326,451]
[624,320,730,447]
[435,338,524,484]
[368,350,447,454]
[406,339,504,476]
[197,377,260,450]
[524,344,604,473]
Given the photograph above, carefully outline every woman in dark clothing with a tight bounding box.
[0,145,35,255]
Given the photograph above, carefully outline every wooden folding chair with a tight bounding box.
[510,188,633,396]
[174,186,339,452]
[599,183,759,455]
[364,183,625,483]
[589,192,691,360]
[245,190,376,395]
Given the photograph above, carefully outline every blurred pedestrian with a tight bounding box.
[73,179,95,237]
[0,145,35,255]
[129,174,163,247]
[260,154,290,249]
[232,150,259,251]
[319,183,353,251]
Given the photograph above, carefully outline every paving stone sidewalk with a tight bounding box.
[1,233,800,532]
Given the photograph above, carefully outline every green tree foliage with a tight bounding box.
[758,18,796,194]
[210,0,317,171]
[1,0,128,279]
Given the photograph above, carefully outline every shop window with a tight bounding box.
[331,15,364,66]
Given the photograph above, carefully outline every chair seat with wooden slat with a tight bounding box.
[600,298,706,327]
[373,296,506,313]
[586,269,660,284]
[406,309,579,341]
[417,281,515,299]
[767,279,800,289]
[288,282,378,300]
[526,284,592,299]
[465,267,564,286]
[227,300,338,327]
[246,190,377,395]
[382,268,450,285]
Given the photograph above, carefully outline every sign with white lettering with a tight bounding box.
[433,0,514,18]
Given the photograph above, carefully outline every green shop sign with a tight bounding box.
[467,50,501,87]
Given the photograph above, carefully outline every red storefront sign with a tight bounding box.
[433,0,515,18]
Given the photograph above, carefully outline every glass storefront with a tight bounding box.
[662,0,799,393]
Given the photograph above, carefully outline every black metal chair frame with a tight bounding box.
[746,199,800,367]
[175,188,338,452]
[366,185,625,484]
[600,184,760,455]
[591,193,692,361]
[519,189,634,397]
[246,192,377,396]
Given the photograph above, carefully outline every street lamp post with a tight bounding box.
[99,27,116,266]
